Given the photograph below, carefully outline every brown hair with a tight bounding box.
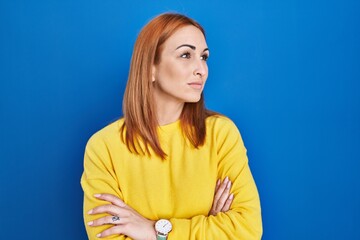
[121,13,216,159]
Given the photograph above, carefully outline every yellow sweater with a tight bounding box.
[81,116,262,239]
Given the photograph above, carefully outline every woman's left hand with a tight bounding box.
[87,193,156,240]
[209,177,233,216]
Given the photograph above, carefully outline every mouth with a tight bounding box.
[187,82,203,90]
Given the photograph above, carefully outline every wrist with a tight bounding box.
[148,220,157,240]
[155,219,172,240]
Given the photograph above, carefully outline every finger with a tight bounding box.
[213,177,230,206]
[97,225,124,238]
[221,193,234,212]
[215,180,231,212]
[88,204,128,217]
[214,179,221,193]
[88,215,125,227]
[94,193,126,208]
[209,178,231,215]
[213,177,229,201]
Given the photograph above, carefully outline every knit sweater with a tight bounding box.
[81,115,262,239]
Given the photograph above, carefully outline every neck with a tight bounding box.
[154,97,184,126]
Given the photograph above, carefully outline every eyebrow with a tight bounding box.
[176,44,209,52]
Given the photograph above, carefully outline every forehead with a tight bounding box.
[162,25,207,50]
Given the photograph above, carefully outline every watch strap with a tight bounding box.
[156,234,167,240]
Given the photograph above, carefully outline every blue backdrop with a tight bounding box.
[1,0,359,239]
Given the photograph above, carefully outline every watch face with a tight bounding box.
[155,219,172,234]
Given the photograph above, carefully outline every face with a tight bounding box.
[152,25,209,105]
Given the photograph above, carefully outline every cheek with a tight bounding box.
[157,62,188,83]
[164,65,179,80]
[204,64,209,76]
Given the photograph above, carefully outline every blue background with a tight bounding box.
[1,0,359,239]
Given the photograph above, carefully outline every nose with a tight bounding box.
[193,59,207,78]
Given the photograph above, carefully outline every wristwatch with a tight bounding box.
[155,219,172,240]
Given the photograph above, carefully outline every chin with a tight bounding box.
[184,95,202,103]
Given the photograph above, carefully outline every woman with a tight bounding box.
[81,13,262,239]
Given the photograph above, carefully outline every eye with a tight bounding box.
[180,52,191,59]
[201,54,209,61]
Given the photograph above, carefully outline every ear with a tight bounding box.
[151,65,156,82]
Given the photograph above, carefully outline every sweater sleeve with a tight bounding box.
[80,133,128,240]
[168,118,263,239]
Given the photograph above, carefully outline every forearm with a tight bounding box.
[169,209,262,240]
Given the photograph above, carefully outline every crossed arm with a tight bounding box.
[86,178,233,239]
[81,119,262,239]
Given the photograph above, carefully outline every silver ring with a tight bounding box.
[112,216,120,222]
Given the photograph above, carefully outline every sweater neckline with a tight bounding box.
[158,119,181,133]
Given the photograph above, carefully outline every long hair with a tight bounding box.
[121,13,216,159]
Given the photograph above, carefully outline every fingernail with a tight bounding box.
[217,179,220,185]
[227,181,231,189]
[229,193,234,199]
[96,233,101,238]
[224,176,229,183]
[94,194,101,197]
[87,209,93,214]
[87,221,93,226]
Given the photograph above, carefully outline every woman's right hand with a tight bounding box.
[209,176,233,216]
[87,194,156,240]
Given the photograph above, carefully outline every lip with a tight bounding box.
[187,82,203,90]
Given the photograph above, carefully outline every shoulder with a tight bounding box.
[206,115,240,133]
[86,118,124,148]
[205,114,245,146]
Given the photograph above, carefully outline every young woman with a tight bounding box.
[81,13,262,240]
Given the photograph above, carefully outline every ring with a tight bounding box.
[112,216,120,222]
